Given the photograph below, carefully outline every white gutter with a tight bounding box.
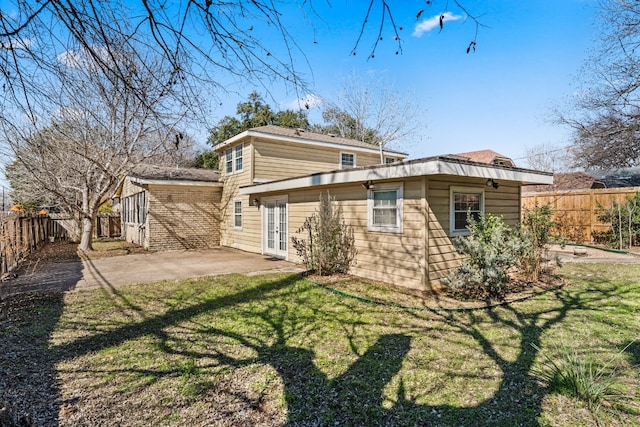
[239,158,553,195]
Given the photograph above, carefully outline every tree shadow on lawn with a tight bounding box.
[13,268,638,426]
[0,292,66,426]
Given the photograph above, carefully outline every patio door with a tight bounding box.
[263,196,288,258]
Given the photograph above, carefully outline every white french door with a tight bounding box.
[263,196,288,258]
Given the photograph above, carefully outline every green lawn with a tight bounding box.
[2,264,639,426]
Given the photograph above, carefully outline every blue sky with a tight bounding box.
[208,0,598,167]
[0,0,599,194]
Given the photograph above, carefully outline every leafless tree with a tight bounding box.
[559,0,640,169]
[322,71,424,162]
[1,45,189,251]
[523,143,573,172]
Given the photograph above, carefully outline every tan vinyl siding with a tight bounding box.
[286,179,426,291]
[425,176,522,289]
[252,138,382,182]
[220,194,262,252]
[220,142,255,247]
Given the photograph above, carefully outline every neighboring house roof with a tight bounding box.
[240,155,553,196]
[594,168,640,188]
[522,172,604,193]
[214,125,408,157]
[451,149,516,167]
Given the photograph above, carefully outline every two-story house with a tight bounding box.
[213,125,552,293]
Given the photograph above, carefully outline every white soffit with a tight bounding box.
[239,158,553,195]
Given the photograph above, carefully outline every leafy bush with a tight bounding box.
[445,213,527,300]
[597,192,640,250]
[520,204,558,281]
[291,191,356,275]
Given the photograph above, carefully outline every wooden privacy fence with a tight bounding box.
[1,214,68,278]
[48,212,121,241]
[522,186,640,243]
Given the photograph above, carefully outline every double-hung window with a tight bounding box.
[225,144,244,174]
[225,148,233,174]
[233,200,242,229]
[234,144,243,171]
[340,152,355,169]
[368,184,403,233]
[450,186,484,235]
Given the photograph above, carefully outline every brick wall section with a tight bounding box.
[147,184,222,251]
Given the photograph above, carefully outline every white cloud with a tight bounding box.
[285,93,323,110]
[413,12,463,37]
[0,37,34,51]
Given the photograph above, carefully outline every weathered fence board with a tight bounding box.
[1,214,68,278]
[49,212,121,241]
[522,186,640,243]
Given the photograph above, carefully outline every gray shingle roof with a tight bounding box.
[130,164,220,182]
[220,125,408,156]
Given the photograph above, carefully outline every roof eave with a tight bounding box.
[214,129,408,157]
[239,158,553,195]
[129,176,223,187]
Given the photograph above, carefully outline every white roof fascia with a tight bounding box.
[239,159,553,195]
[215,129,408,157]
[129,177,223,187]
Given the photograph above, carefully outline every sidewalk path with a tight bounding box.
[548,244,640,264]
[2,247,303,297]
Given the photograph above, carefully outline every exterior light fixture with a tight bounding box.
[362,180,375,190]
[486,179,499,189]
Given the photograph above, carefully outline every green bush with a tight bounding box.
[520,204,557,281]
[597,192,640,250]
[445,213,527,300]
[291,191,356,275]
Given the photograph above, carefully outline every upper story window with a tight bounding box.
[367,183,403,233]
[340,152,356,169]
[450,186,484,236]
[235,144,243,171]
[384,157,397,164]
[225,144,244,174]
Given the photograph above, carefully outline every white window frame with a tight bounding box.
[384,157,397,164]
[225,144,243,175]
[225,148,233,174]
[367,183,403,233]
[449,186,485,236]
[340,152,356,169]
[233,199,242,230]
[234,144,244,172]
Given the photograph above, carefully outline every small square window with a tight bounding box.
[450,187,484,235]
[340,152,355,169]
[384,157,397,164]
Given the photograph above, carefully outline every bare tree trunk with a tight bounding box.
[78,188,94,252]
[78,215,94,252]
